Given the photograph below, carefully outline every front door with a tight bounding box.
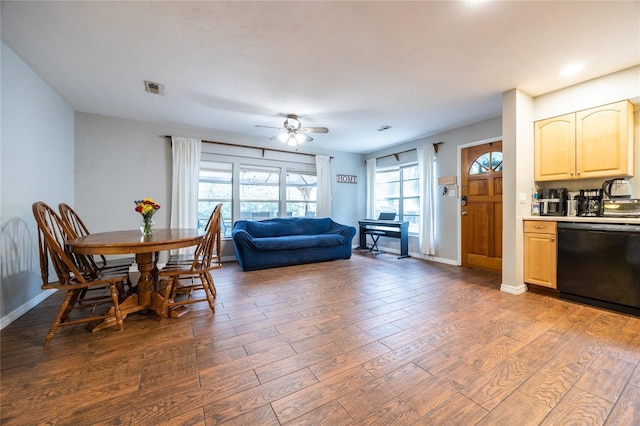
[461,141,503,273]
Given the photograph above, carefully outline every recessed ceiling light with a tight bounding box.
[560,63,584,77]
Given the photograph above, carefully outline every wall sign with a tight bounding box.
[336,174,357,184]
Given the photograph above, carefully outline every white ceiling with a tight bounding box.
[2,1,639,154]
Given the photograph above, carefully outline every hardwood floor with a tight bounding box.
[2,251,639,425]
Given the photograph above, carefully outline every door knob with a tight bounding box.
[461,211,468,216]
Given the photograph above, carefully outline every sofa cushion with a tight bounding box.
[243,217,332,238]
[252,234,345,250]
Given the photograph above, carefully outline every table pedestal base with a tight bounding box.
[168,305,190,318]
[85,290,190,332]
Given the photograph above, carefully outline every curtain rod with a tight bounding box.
[165,136,332,159]
[373,142,444,162]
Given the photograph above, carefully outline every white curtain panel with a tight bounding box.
[366,158,377,219]
[417,145,436,256]
[170,137,201,253]
[315,155,332,218]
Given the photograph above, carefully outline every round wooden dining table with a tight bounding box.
[66,228,204,329]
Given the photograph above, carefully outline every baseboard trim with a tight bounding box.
[500,282,528,295]
[0,289,57,330]
[354,245,458,267]
[409,252,459,266]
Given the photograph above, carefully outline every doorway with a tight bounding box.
[460,141,503,273]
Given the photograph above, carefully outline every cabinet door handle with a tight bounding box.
[534,225,545,229]
[550,237,555,242]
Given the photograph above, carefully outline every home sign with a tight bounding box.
[336,174,357,184]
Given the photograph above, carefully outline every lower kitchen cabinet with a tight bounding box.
[523,220,557,289]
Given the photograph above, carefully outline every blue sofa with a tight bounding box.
[232,217,357,271]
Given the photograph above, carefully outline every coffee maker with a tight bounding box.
[537,188,568,216]
[578,188,602,216]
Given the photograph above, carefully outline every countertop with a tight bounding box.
[523,215,640,225]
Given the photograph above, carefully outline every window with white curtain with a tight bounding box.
[199,156,317,238]
[375,163,420,233]
[198,161,233,237]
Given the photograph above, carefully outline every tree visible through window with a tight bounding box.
[239,166,280,220]
[469,152,503,175]
[286,171,317,217]
[199,161,232,237]
[199,159,318,238]
[375,164,420,233]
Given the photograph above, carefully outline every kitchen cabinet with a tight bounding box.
[534,100,634,181]
[523,220,557,289]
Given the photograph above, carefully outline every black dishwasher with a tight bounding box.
[557,222,640,316]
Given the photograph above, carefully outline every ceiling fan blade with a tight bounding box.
[300,127,329,134]
[300,133,314,143]
[256,125,284,130]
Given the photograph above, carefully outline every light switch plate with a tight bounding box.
[519,192,527,203]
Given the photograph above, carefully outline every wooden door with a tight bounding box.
[461,141,502,273]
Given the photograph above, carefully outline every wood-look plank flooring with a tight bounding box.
[2,251,639,425]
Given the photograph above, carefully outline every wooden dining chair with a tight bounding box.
[58,203,134,299]
[32,202,126,347]
[158,204,222,317]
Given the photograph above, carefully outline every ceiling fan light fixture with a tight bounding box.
[284,117,301,130]
[288,135,299,146]
[258,114,326,146]
[295,133,307,144]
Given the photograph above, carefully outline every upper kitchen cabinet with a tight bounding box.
[535,100,635,181]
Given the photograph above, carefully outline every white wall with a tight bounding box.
[501,89,534,295]
[363,116,502,263]
[74,113,366,260]
[500,65,640,293]
[362,66,639,288]
[1,43,75,327]
[534,66,640,198]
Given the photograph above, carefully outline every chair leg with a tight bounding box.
[108,284,124,331]
[205,271,217,298]
[201,273,216,312]
[44,290,75,348]
[161,277,176,317]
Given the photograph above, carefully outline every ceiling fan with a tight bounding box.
[256,114,329,146]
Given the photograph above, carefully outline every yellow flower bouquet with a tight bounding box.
[135,198,161,235]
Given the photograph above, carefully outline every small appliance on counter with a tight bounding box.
[577,188,602,217]
[537,188,568,216]
[602,199,640,218]
[567,191,579,217]
[602,178,632,199]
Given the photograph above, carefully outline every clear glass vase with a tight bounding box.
[140,218,155,236]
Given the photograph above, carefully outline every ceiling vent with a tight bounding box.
[144,80,165,95]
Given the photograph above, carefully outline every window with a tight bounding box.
[198,149,317,238]
[239,166,280,220]
[469,151,503,175]
[375,163,420,233]
[198,161,232,237]
[286,171,317,217]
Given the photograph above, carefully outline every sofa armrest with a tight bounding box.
[328,220,357,240]
[231,229,257,249]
